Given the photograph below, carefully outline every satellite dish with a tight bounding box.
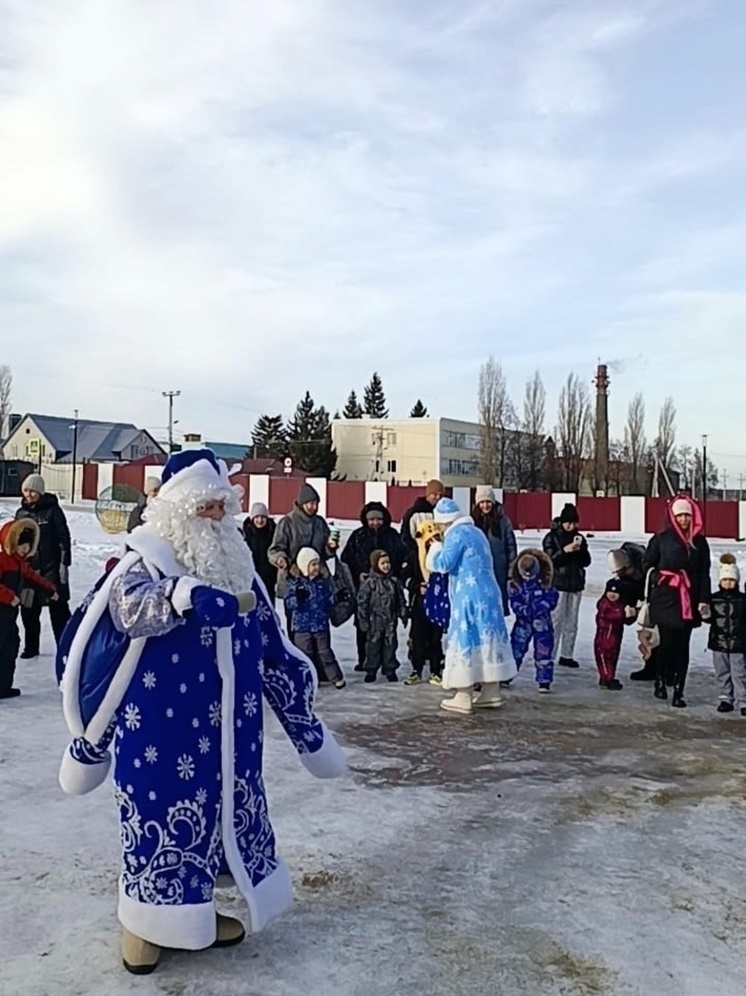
[95,483,141,534]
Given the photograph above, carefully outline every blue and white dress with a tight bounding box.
[426,516,515,689]
[57,528,345,951]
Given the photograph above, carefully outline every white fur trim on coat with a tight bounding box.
[58,745,111,795]
[300,722,347,779]
[171,576,201,616]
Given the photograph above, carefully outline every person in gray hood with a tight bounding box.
[268,482,331,623]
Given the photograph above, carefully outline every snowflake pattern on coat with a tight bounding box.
[428,518,515,689]
[508,577,559,686]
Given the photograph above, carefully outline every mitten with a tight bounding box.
[190,586,239,628]
[236,591,256,614]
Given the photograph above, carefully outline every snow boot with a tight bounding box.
[403,672,421,686]
[213,914,245,948]
[558,657,579,669]
[604,678,623,691]
[386,672,399,683]
[671,687,687,708]
[741,708,746,718]
[717,701,734,714]
[440,690,474,715]
[20,650,38,660]
[363,673,377,684]
[122,931,161,975]
[654,678,668,701]
[630,663,656,681]
[333,678,347,689]
[0,688,21,699]
[538,683,551,694]
[472,683,504,709]
[499,678,514,689]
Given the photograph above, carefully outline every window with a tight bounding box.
[441,457,480,477]
[386,432,397,447]
[386,459,397,473]
[442,430,481,451]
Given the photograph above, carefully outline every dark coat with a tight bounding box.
[324,556,356,627]
[268,505,330,598]
[341,502,404,587]
[15,493,72,601]
[472,504,517,613]
[644,528,711,629]
[127,497,147,533]
[707,588,746,654]
[542,519,591,593]
[400,496,435,590]
[243,517,278,601]
[357,571,408,639]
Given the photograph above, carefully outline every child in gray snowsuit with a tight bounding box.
[357,550,408,684]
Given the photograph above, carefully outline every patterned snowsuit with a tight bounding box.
[356,571,408,677]
[56,528,345,951]
[593,596,627,682]
[507,550,559,686]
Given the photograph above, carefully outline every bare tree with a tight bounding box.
[624,393,646,495]
[556,373,591,491]
[477,356,512,485]
[521,371,546,490]
[677,443,693,491]
[0,365,11,437]
[654,397,677,479]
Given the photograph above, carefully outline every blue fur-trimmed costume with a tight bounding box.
[508,549,559,687]
[56,454,345,952]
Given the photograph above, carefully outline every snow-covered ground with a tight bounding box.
[3,500,746,996]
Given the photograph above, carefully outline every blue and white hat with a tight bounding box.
[433,497,461,524]
[157,449,232,505]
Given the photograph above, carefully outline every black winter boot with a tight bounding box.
[671,692,687,708]
[654,678,668,701]
[717,701,734,714]
[630,663,656,681]
[558,657,580,669]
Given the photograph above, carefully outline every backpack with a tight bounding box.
[423,572,450,630]
[56,559,132,729]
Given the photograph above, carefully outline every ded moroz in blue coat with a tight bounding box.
[426,509,515,690]
[56,527,345,952]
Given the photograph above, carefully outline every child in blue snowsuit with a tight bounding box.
[508,549,559,693]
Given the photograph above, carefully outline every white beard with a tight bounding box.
[146,494,255,595]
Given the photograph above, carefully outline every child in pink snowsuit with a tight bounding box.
[594,579,628,690]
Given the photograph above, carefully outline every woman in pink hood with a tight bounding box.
[643,495,711,708]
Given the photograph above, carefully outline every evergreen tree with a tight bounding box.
[410,399,428,418]
[342,390,364,419]
[249,414,286,459]
[286,391,337,477]
[363,372,388,418]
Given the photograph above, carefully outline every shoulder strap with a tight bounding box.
[643,567,655,600]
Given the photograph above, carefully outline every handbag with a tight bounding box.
[637,568,660,652]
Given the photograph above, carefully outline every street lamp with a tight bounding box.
[70,409,79,503]
[701,434,708,535]
[162,391,181,453]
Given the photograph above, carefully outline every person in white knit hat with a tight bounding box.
[242,501,278,601]
[706,553,746,715]
[471,485,517,616]
[55,449,345,975]
[643,493,711,708]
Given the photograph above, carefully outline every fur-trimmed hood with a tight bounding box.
[0,517,40,557]
[509,548,553,588]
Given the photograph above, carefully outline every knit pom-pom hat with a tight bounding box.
[719,553,740,584]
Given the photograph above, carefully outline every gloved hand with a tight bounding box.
[190,586,239,628]
[236,591,256,614]
[295,586,309,604]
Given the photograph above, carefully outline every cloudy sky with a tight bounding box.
[2,0,745,479]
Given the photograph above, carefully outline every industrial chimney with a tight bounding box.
[594,363,610,495]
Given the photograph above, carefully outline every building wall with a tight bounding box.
[332,416,488,487]
[332,419,437,484]
[3,416,55,464]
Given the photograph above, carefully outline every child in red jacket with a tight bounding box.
[0,519,57,699]
[594,579,632,690]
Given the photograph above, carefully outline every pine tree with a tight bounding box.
[342,390,364,419]
[286,392,337,477]
[410,399,427,418]
[249,414,286,459]
[363,372,388,418]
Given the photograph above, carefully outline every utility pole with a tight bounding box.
[740,473,745,501]
[162,391,181,453]
[701,434,708,535]
[70,409,79,503]
[722,468,727,499]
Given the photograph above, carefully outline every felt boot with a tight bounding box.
[213,914,246,948]
[121,930,161,975]
[472,682,504,709]
[440,689,474,715]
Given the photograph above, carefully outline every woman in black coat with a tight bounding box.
[15,474,72,655]
[644,495,711,708]
[242,502,278,602]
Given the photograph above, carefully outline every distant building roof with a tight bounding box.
[21,414,165,463]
